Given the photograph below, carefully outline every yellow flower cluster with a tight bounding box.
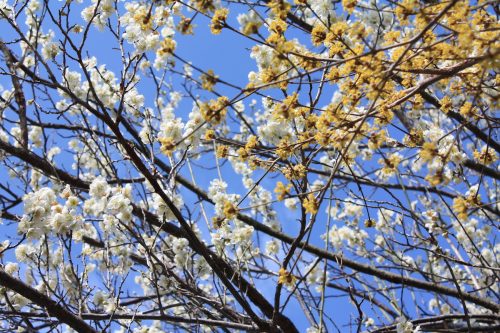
[157,38,176,57]
[378,154,402,176]
[177,17,195,35]
[200,96,229,124]
[419,142,439,163]
[453,192,481,221]
[159,137,176,156]
[200,70,218,91]
[216,145,229,158]
[273,93,299,120]
[193,0,215,14]
[222,200,238,220]
[237,135,258,161]
[403,129,424,148]
[267,0,291,19]
[368,130,387,150]
[303,193,319,215]
[283,164,306,180]
[342,0,357,14]
[473,147,498,165]
[278,267,296,287]
[133,8,153,31]
[210,8,229,35]
[274,181,291,201]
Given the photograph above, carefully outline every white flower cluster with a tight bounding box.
[81,0,115,31]
[0,288,28,310]
[123,88,145,117]
[326,225,368,252]
[93,291,120,313]
[0,0,14,19]
[183,102,208,149]
[107,189,134,222]
[19,186,83,239]
[151,187,184,221]
[228,149,276,219]
[121,3,160,50]
[452,217,490,248]
[40,30,60,60]
[85,176,110,213]
[265,239,280,255]
[120,2,177,68]
[158,98,184,141]
[172,237,190,268]
[58,57,145,118]
[208,179,231,216]
[352,1,393,36]
[305,0,336,24]
[21,1,59,59]
[85,177,133,224]
[375,208,398,234]
[305,262,330,292]
[396,317,421,333]
[334,200,364,224]
[255,98,293,146]
[208,179,256,258]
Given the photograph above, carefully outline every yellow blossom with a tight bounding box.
[440,96,453,114]
[204,129,216,140]
[201,70,218,91]
[212,216,225,229]
[459,102,475,118]
[193,0,215,13]
[237,147,249,160]
[342,0,357,14]
[211,8,229,35]
[273,93,298,120]
[200,96,229,124]
[133,8,153,31]
[311,24,327,46]
[379,153,401,175]
[419,142,439,162]
[303,193,319,214]
[278,267,296,287]
[375,106,394,126]
[276,138,294,160]
[473,146,497,165]
[403,129,424,148]
[368,130,387,150]
[274,181,291,201]
[425,171,448,186]
[177,17,195,35]
[159,136,176,156]
[267,0,291,19]
[269,19,287,35]
[216,145,229,158]
[222,200,238,220]
[283,164,306,180]
[452,196,469,221]
[245,135,258,151]
[157,38,176,57]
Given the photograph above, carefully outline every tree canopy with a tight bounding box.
[0,0,498,332]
